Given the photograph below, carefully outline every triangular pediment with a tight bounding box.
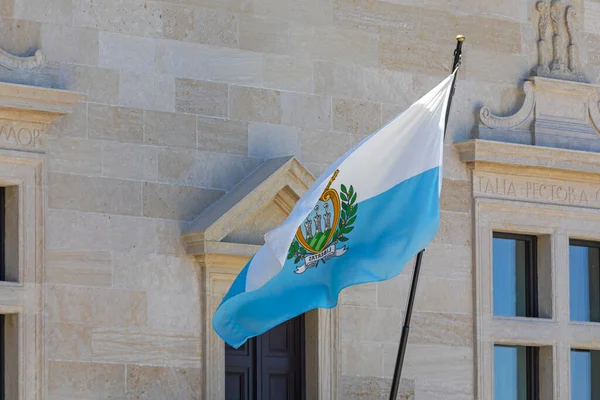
[182,156,315,259]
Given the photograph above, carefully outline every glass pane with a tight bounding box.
[516,240,527,317]
[593,351,600,398]
[590,248,600,322]
[570,244,600,322]
[493,237,528,317]
[571,350,591,400]
[494,345,527,400]
[571,246,590,321]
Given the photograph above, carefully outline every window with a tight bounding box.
[494,345,539,400]
[0,187,4,399]
[569,240,600,322]
[469,155,600,399]
[0,156,45,400]
[571,349,600,399]
[493,233,538,318]
[0,186,4,282]
[0,315,3,400]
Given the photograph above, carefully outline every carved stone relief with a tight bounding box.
[479,81,535,131]
[476,3,600,152]
[477,77,600,151]
[0,49,46,71]
[532,0,586,82]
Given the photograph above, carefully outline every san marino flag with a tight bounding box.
[214,72,456,348]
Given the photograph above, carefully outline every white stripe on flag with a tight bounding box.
[246,72,455,292]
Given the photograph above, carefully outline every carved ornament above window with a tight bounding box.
[532,0,586,83]
[475,2,600,153]
[0,49,46,71]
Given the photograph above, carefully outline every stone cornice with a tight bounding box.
[0,82,85,124]
[188,241,260,271]
[455,139,600,176]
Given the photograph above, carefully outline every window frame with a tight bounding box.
[492,232,539,318]
[526,346,539,400]
[0,187,4,400]
[493,344,539,400]
[568,239,600,323]
[569,239,600,249]
[570,348,600,399]
[0,186,4,282]
[473,197,561,400]
[0,155,45,400]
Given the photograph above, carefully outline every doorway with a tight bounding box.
[225,314,305,400]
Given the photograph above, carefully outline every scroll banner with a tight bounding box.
[294,244,348,274]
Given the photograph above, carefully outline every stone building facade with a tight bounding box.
[0,0,598,398]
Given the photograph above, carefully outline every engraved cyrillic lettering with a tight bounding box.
[556,186,568,201]
[477,176,485,193]
[539,183,549,200]
[569,187,576,203]
[526,182,534,197]
[507,181,517,196]
[548,184,556,200]
[475,173,600,208]
[32,129,41,148]
[0,125,15,143]
[0,123,43,150]
[485,179,494,194]
[17,128,32,146]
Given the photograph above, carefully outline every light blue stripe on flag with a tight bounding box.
[214,167,441,348]
[213,72,455,348]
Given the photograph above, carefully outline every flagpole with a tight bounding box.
[388,35,464,400]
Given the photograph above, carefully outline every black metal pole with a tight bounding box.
[388,35,464,400]
[445,35,464,133]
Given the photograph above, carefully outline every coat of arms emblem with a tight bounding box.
[287,170,357,274]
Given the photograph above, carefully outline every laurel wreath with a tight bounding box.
[287,238,307,264]
[287,184,357,265]
[333,184,357,243]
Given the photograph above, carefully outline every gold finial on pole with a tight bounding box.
[456,34,465,42]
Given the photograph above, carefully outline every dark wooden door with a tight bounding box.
[225,314,305,400]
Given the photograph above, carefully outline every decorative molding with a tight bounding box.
[480,81,535,130]
[184,156,340,400]
[471,197,600,399]
[0,82,85,153]
[0,82,85,122]
[314,308,340,400]
[455,139,600,177]
[476,3,600,151]
[566,6,581,74]
[0,85,83,397]
[0,150,45,400]
[476,77,600,151]
[588,94,600,133]
[535,0,552,76]
[532,0,586,82]
[459,138,600,399]
[0,49,46,71]
[201,262,243,400]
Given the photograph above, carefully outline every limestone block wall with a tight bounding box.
[0,0,596,398]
